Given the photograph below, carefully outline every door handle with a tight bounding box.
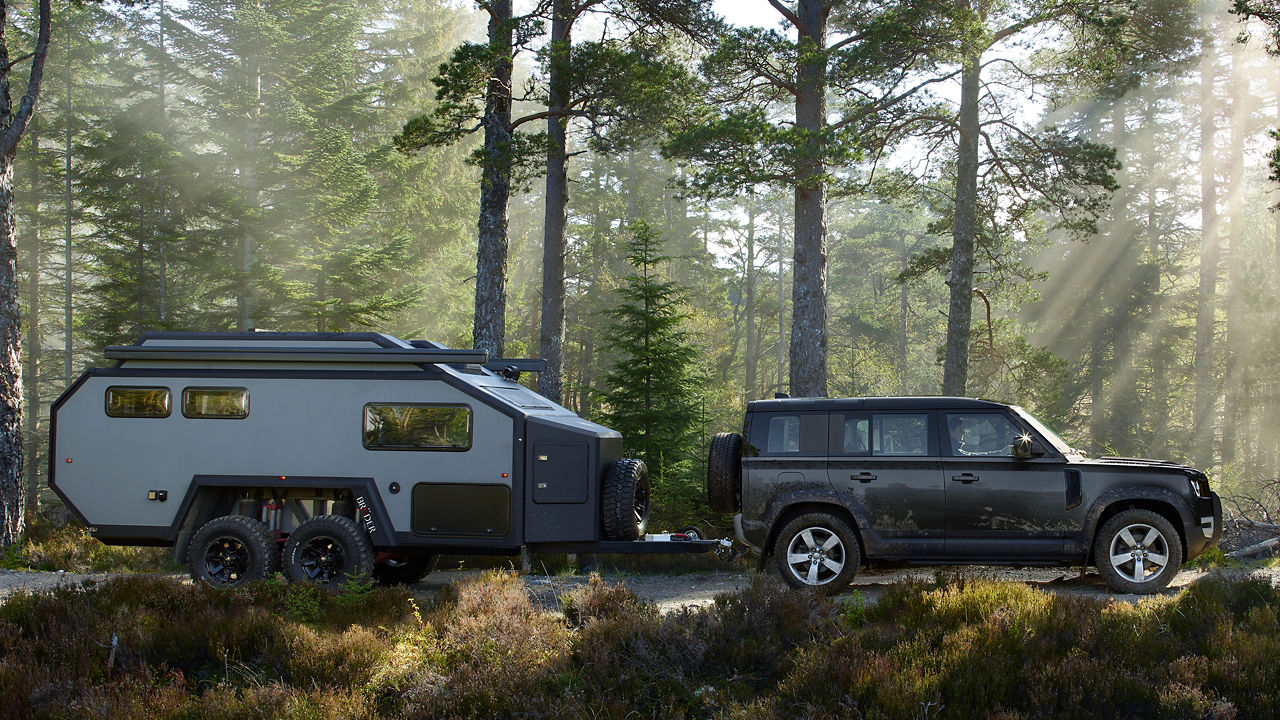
[951,473,980,484]
[850,472,877,483]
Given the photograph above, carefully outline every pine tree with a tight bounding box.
[596,220,705,521]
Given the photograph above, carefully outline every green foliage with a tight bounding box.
[595,221,708,521]
[2,523,173,573]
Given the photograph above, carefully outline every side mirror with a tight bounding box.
[1012,435,1047,459]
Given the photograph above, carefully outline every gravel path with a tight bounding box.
[4,564,1277,614]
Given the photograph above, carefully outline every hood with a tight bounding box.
[1077,456,1202,475]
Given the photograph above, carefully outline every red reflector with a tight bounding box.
[65,458,72,463]
[279,476,286,480]
[501,473,509,478]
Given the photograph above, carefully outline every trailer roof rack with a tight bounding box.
[103,345,489,365]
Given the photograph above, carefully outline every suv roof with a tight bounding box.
[745,396,1009,412]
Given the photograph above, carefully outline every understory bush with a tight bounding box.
[1,522,174,573]
[0,570,1277,719]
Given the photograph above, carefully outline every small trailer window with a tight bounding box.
[105,386,171,418]
[183,387,249,419]
[363,404,472,451]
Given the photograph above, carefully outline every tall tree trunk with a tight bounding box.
[0,156,20,545]
[1192,43,1220,468]
[1220,42,1248,466]
[238,59,260,331]
[1143,95,1170,457]
[537,0,570,400]
[789,0,829,398]
[22,131,37,519]
[776,196,786,394]
[473,0,513,360]
[62,54,70,385]
[943,33,981,396]
[0,0,51,547]
[744,197,758,401]
[898,242,909,394]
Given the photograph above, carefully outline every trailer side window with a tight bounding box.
[363,404,472,451]
[182,387,249,419]
[105,386,171,418]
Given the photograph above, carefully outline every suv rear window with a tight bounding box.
[751,412,828,456]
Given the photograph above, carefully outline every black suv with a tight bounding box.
[707,397,1221,594]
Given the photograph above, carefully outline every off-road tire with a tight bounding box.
[773,511,860,594]
[1094,508,1183,594]
[707,432,744,513]
[373,554,438,585]
[602,458,650,541]
[283,515,375,589]
[188,515,279,587]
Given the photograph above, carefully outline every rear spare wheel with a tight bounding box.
[707,432,744,513]
[283,515,375,589]
[188,515,279,587]
[602,458,650,541]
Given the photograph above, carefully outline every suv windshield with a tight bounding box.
[1011,406,1082,458]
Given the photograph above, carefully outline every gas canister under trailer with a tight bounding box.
[49,331,720,588]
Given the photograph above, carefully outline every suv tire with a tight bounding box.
[1094,509,1182,594]
[773,511,860,593]
[602,458,650,541]
[188,515,280,586]
[283,515,375,589]
[707,432,744,513]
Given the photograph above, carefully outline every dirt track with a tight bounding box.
[4,564,1277,613]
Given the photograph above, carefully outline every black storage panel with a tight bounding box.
[412,483,511,537]
[533,442,589,503]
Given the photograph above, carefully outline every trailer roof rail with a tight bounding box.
[103,345,489,365]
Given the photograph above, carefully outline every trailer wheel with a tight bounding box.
[706,432,744,513]
[283,515,375,589]
[374,554,438,585]
[188,515,279,587]
[602,458,650,541]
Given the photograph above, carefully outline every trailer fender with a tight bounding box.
[171,475,396,563]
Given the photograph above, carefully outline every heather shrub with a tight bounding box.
[3,522,173,573]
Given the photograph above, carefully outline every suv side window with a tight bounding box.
[750,412,828,456]
[871,413,930,456]
[945,413,1021,457]
[829,413,870,456]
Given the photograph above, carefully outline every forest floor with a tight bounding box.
[5,562,1277,612]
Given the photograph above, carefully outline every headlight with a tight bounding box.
[1188,474,1210,499]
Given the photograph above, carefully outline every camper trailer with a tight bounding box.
[50,332,714,587]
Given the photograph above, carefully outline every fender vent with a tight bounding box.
[1065,469,1083,511]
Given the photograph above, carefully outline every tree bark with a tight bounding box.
[744,197,758,401]
[789,0,829,398]
[1,0,52,546]
[0,156,20,545]
[1220,41,1248,466]
[942,38,980,397]
[1192,43,1220,468]
[62,54,70,385]
[537,0,570,401]
[238,58,260,331]
[473,0,514,360]
[22,131,37,519]
[898,242,909,394]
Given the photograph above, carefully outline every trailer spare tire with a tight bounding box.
[602,458,650,541]
[188,515,280,587]
[706,432,744,513]
[283,515,375,589]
